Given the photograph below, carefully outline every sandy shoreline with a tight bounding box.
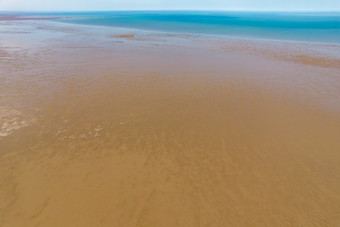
[0,19,340,226]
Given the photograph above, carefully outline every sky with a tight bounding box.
[0,0,339,11]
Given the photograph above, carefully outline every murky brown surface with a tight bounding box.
[1,20,340,226]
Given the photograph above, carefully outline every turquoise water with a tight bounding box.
[11,11,340,44]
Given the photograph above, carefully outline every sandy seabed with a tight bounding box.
[0,18,340,227]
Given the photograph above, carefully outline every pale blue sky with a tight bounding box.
[0,0,339,11]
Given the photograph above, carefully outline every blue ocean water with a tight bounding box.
[14,11,340,44]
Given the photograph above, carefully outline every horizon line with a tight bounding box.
[1,9,340,13]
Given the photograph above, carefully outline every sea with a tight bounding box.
[3,11,340,44]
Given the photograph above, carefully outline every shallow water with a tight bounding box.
[3,11,340,44]
[0,20,340,226]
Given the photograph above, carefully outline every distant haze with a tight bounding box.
[0,0,339,11]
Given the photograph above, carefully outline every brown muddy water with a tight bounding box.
[0,20,340,226]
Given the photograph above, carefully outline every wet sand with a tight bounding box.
[0,19,340,227]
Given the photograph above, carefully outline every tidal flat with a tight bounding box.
[0,17,340,226]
